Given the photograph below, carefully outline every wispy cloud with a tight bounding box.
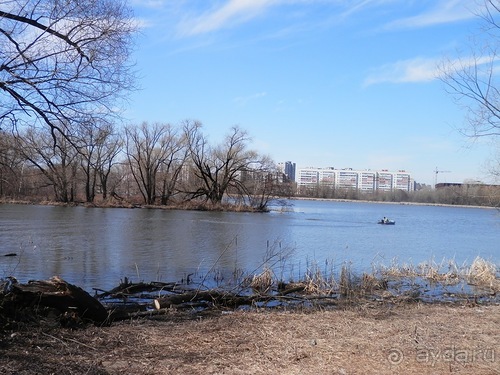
[134,0,481,39]
[365,53,500,86]
[177,0,281,37]
[174,0,351,37]
[383,0,477,30]
[233,91,268,105]
[130,0,167,9]
[364,57,440,86]
[339,0,398,19]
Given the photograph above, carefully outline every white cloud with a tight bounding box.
[363,52,500,87]
[177,0,281,36]
[135,0,482,39]
[364,53,498,87]
[364,57,440,86]
[174,0,346,37]
[130,0,167,9]
[339,0,398,19]
[383,0,477,30]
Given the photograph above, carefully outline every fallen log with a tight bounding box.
[153,285,314,310]
[278,285,306,296]
[94,279,181,299]
[11,276,108,325]
[154,290,255,310]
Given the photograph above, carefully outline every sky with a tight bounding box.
[125,0,498,186]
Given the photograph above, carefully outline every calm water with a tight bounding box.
[0,200,498,291]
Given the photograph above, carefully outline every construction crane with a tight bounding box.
[434,167,451,187]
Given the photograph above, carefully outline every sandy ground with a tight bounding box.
[1,302,499,375]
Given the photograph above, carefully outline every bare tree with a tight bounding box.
[0,0,135,140]
[158,124,190,205]
[125,122,186,205]
[95,128,123,201]
[76,123,100,203]
[14,127,79,202]
[440,0,499,138]
[186,124,265,205]
[75,122,123,202]
[240,156,282,210]
[0,130,25,197]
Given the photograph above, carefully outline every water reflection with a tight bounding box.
[0,201,498,291]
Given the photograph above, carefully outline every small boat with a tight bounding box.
[378,219,395,225]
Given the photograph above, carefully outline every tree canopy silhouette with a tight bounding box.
[0,0,136,138]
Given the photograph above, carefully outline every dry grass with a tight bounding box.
[229,256,500,305]
[467,257,500,291]
[1,256,498,374]
[375,257,499,293]
[416,259,461,284]
[302,265,336,295]
[360,273,388,294]
[1,303,499,374]
[250,267,274,294]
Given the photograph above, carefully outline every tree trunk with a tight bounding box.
[154,291,255,310]
[11,276,108,325]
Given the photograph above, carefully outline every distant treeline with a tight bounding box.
[294,184,500,208]
[0,122,294,211]
[1,121,498,210]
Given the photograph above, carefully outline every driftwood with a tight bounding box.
[94,278,180,299]
[9,276,108,325]
[153,285,308,310]
[0,277,323,326]
[154,290,257,310]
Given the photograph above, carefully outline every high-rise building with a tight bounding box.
[278,161,296,182]
[296,167,413,193]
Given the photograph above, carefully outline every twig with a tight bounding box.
[41,332,68,347]
[41,332,97,351]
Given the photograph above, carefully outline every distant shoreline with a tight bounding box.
[282,197,498,210]
[0,197,498,211]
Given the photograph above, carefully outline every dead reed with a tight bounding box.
[249,267,274,294]
[467,256,500,291]
[240,256,499,301]
[195,237,498,303]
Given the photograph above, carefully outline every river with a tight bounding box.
[0,200,498,291]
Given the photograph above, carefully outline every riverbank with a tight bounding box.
[1,302,498,374]
[0,198,270,212]
[286,196,500,210]
[2,195,499,211]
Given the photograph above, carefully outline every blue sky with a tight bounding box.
[126,0,497,186]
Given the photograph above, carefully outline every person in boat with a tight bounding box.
[383,217,388,223]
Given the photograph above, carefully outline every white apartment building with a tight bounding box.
[297,167,413,192]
